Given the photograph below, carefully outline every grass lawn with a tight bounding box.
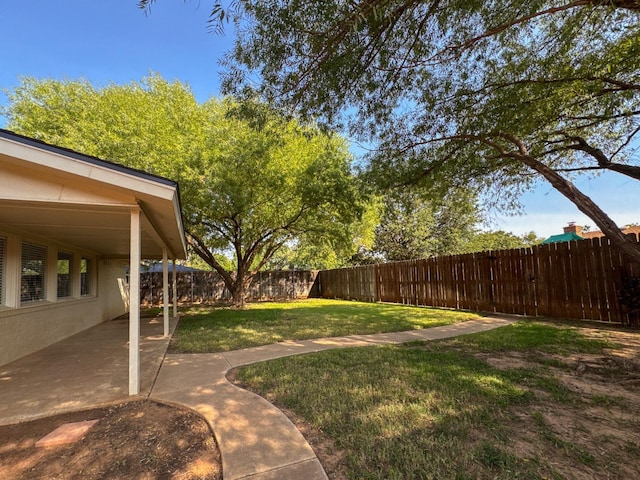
[169,298,480,353]
[233,321,640,480]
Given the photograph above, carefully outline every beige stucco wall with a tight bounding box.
[0,259,129,367]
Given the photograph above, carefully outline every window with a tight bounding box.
[0,236,6,305]
[21,242,47,303]
[81,257,92,296]
[57,251,73,298]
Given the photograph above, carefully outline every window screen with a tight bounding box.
[0,236,6,305]
[57,251,73,298]
[81,257,92,296]
[21,242,47,303]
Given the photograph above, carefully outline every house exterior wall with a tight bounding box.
[583,225,640,239]
[0,231,129,366]
[99,259,131,320]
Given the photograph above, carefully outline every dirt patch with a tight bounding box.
[0,400,221,480]
[477,327,640,479]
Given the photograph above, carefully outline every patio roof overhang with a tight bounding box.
[0,129,187,260]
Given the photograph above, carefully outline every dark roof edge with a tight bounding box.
[0,128,177,189]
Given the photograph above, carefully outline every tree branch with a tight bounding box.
[439,131,640,263]
[612,123,640,160]
[249,240,288,277]
[185,229,236,292]
[565,135,640,181]
[438,1,594,60]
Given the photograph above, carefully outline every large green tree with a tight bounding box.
[266,194,381,269]
[140,0,640,263]
[463,230,544,253]
[3,75,362,306]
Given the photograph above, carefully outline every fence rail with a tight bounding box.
[141,270,318,305]
[317,235,640,324]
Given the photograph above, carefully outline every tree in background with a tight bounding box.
[372,188,479,261]
[351,189,543,264]
[142,0,640,263]
[265,241,346,271]
[464,230,544,254]
[3,75,363,306]
[3,75,203,178]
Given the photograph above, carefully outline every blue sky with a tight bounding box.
[1,1,225,104]
[1,1,638,238]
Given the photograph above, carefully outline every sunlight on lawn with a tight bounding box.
[171,298,480,353]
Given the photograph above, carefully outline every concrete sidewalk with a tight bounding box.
[150,315,515,480]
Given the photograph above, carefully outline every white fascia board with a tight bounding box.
[1,131,186,259]
[0,135,177,203]
[171,192,188,259]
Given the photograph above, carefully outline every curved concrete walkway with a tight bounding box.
[149,316,515,480]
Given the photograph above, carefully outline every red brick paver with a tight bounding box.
[35,420,99,447]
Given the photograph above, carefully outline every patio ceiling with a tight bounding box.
[0,200,172,259]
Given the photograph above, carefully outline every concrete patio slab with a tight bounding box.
[0,314,177,426]
[151,353,230,396]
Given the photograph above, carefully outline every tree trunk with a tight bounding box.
[230,282,247,308]
[521,155,640,264]
[229,264,253,308]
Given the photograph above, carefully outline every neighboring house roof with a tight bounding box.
[0,128,187,260]
[141,264,203,273]
[583,225,640,239]
[541,232,584,244]
[545,222,640,244]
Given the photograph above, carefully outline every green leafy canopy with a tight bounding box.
[179,0,640,262]
[3,74,365,305]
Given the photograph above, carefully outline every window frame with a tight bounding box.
[57,250,74,299]
[80,256,94,297]
[21,242,48,305]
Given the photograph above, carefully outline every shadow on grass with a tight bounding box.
[235,345,543,479]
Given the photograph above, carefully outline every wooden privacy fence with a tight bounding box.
[141,270,318,305]
[317,235,640,324]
